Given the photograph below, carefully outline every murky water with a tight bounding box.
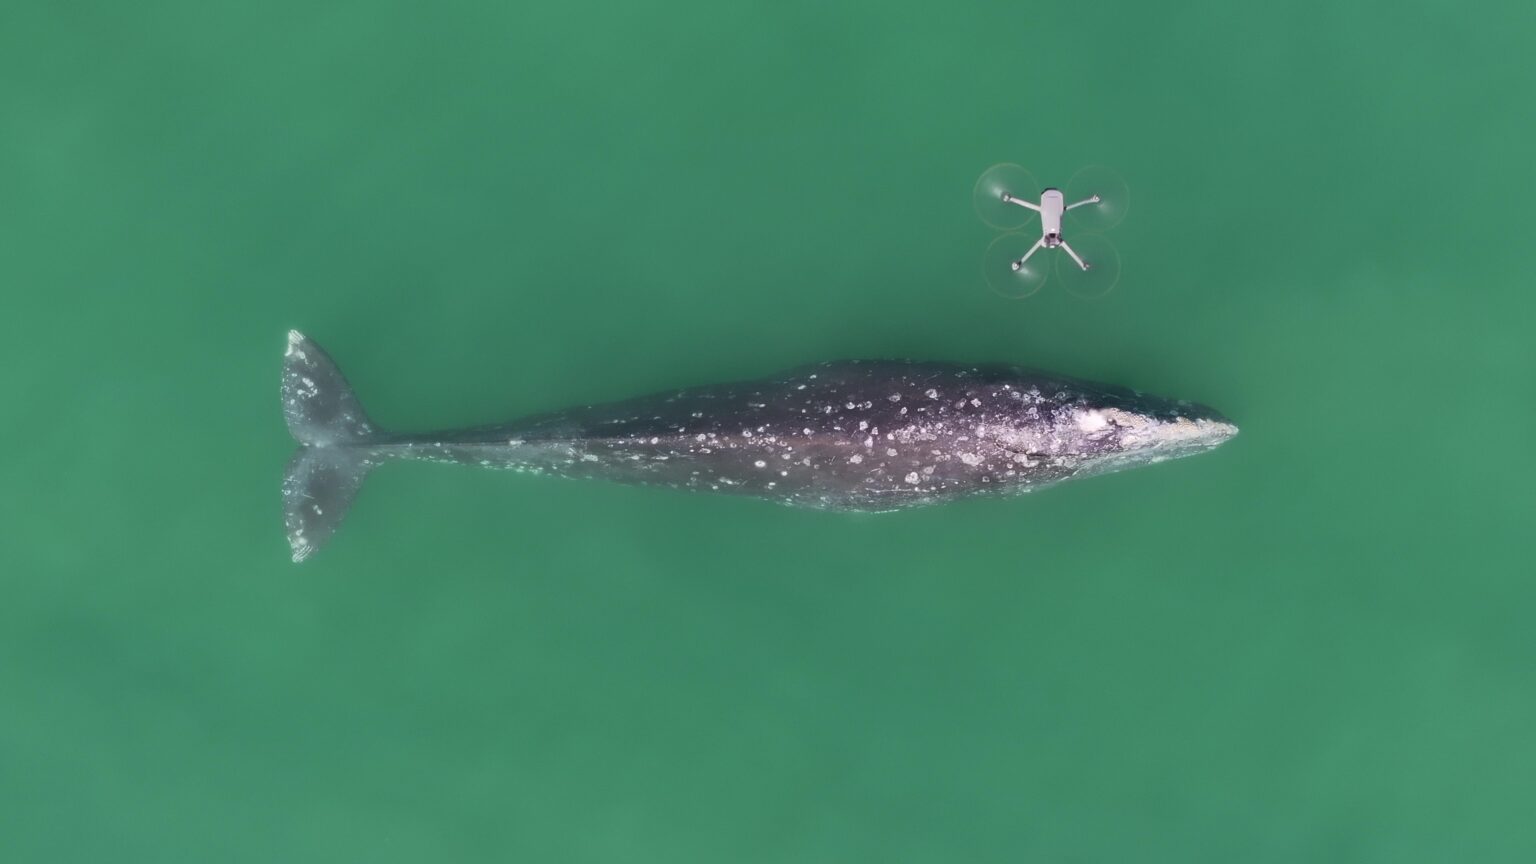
[3,1,1533,861]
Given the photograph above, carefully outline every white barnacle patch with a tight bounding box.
[886,448,898,457]
[904,472,920,484]
[970,398,981,407]
[846,401,856,409]
[888,393,901,402]
[849,454,864,464]
[1076,409,1109,433]
[958,452,983,466]
[754,460,767,468]
[581,454,600,462]
[858,420,868,431]
[926,388,939,399]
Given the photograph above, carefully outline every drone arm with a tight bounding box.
[1058,240,1090,271]
[1014,237,1046,268]
[1002,194,1041,212]
[1065,195,1101,211]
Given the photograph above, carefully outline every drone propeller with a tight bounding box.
[1053,232,1121,298]
[981,232,1049,299]
[1064,165,1129,232]
[972,163,1042,231]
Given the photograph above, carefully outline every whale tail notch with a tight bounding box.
[281,330,384,563]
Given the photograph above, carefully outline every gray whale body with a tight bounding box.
[281,331,1237,562]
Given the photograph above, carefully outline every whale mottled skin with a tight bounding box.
[281,331,1237,562]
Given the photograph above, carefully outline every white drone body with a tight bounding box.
[999,187,1101,272]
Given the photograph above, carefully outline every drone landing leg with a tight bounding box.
[1065,195,1101,211]
[1059,241,1091,271]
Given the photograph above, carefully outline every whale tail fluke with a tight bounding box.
[281,330,384,563]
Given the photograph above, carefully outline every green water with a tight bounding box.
[4,1,1534,861]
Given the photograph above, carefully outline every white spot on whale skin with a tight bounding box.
[958,452,983,466]
[849,454,864,464]
[925,388,939,399]
[754,460,767,468]
[1076,410,1109,433]
[904,472,921,484]
[858,420,869,431]
[581,454,600,462]
[888,393,901,402]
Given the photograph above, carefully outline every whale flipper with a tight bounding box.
[281,331,384,562]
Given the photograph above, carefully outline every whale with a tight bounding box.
[281,330,1237,562]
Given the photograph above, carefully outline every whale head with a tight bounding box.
[978,372,1238,480]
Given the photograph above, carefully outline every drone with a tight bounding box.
[1000,187,1100,273]
[972,164,1128,298]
